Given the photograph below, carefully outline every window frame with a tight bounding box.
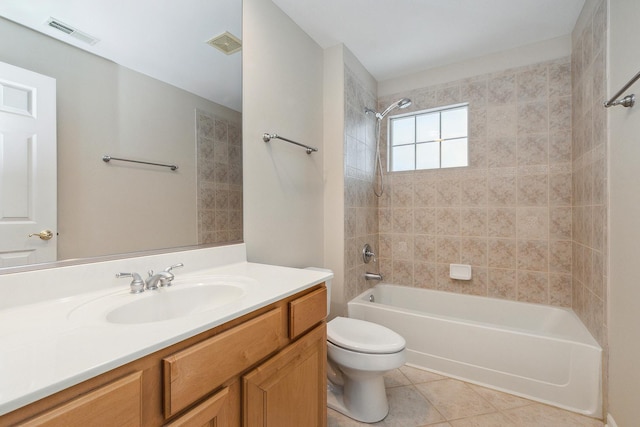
[387,102,469,172]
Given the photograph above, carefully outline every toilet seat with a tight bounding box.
[327,317,405,354]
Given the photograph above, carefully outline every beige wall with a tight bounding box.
[376,58,573,306]
[608,0,640,424]
[343,49,379,309]
[323,44,346,316]
[242,0,325,267]
[0,17,240,260]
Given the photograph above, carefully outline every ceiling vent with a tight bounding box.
[46,17,100,46]
[206,31,242,55]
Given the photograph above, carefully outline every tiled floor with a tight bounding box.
[327,365,604,427]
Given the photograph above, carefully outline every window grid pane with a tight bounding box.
[389,104,468,172]
[391,116,416,146]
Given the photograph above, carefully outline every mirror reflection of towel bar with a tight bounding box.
[102,155,178,171]
[263,133,318,154]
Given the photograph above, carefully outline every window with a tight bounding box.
[389,104,469,171]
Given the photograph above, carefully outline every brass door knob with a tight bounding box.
[28,230,54,241]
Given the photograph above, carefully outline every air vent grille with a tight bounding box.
[46,17,100,45]
[206,31,241,55]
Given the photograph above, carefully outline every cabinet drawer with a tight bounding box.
[21,372,143,427]
[163,308,284,418]
[289,286,327,339]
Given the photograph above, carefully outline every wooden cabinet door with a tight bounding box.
[243,324,326,427]
[164,381,240,427]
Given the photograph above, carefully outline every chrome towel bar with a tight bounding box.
[604,70,640,108]
[102,155,178,171]
[263,133,318,154]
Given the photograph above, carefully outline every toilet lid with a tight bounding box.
[327,317,405,354]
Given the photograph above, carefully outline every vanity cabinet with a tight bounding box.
[18,372,144,427]
[1,284,327,427]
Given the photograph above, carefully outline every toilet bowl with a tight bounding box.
[304,267,406,423]
[326,316,406,423]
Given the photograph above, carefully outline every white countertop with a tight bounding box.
[0,246,331,416]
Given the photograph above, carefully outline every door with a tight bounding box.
[0,61,56,267]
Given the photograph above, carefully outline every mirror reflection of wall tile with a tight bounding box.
[197,110,242,244]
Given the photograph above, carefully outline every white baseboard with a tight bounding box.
[606,413,618,427]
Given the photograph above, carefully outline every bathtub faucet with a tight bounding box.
[365,272,383,281]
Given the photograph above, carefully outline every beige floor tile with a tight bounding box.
[328,365,604,427]
[416,379,496,421]
[328,385,445,427]
[467,384,533,410]
[384,368,411,388]
[328,408,366,427]
[450,412,518,426]
[401,365,447,384]
[421,423,453,427]
[376,385,446,427]
[503,403,604,426]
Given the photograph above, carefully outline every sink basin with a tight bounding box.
[68,276,257,325]
[106,284,245,324]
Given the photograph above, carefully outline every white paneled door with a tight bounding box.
[0,61,56,267]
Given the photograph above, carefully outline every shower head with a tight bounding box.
[364,98,412,120]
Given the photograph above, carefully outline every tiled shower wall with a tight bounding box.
[377,57,574,306]
[344,66,380,303]
[571,0,607,349]
[196,110,243,244]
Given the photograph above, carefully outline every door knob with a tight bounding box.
[28,230,54,241]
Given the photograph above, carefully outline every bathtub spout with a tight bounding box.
[365,272,383,281]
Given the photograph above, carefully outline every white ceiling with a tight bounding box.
[272,0,585,82]
[1,1,586,113]
[0,0,242,112]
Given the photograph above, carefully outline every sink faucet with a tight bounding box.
[116,263,183,293]
[145,270,174,290]
[146,263,184,290]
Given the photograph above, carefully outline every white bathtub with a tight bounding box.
[348,284,602,418]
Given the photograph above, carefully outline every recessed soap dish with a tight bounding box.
[450,264,472,280]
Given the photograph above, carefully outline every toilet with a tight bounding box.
[306,268,406,423]
[326,316,406,422]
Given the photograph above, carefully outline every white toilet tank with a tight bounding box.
[305,267,332,317]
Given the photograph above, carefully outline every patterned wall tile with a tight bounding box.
[374,57,574,308]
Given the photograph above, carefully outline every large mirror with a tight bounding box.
[0,0,242,272]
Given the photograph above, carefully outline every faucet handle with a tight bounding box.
[161,263,183,287]
[363,244,377,264]
[116,272,145,294]
[164,263,184,273]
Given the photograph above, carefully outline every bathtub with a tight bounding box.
[348,284,602,418]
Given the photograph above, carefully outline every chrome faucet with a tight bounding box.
[146,263,184,290]
[145,270,174,290]
[116,263,183,293]
[365,272,383,281]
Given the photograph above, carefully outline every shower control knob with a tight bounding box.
[362,243,376,264]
